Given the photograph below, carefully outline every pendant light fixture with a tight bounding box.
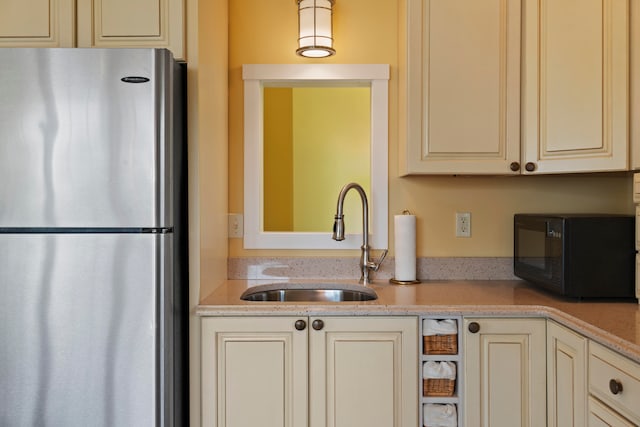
[296,0,335,58]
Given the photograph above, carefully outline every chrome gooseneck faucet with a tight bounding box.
[332,182,388,285]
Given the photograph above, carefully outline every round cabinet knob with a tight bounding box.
[609,379,623,395]
[509,162,520,172]
[468,322,480,334]
[312,319,324,331]
[525,162,536,172]
[294,319,307,331]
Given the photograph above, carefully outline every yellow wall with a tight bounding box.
[264,87,294,231]
[228,0,633,258]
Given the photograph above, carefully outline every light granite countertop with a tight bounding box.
[197,279,640,363]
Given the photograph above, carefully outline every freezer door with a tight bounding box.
[0,233,174,427]
[0,48,174,228]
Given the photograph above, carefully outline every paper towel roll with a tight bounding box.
[394,213,416,281]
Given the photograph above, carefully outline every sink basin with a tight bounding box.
[240,283,378,302]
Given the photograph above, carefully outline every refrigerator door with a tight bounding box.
[0,48,174,228]
[0,233,173,427]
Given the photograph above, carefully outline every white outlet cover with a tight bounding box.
[455,212,471,237]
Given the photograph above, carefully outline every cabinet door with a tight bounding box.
[201,317,308,427]
[308,317,418,427]
[0,0,74,47]
[401,0,522,175]
[547,320,588,427]
[521,0,629,174]
[76,0,185,59]
[463,318,546,427]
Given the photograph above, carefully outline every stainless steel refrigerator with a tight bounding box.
[0,48,188,426]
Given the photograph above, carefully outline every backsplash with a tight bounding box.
[228,257,518,281]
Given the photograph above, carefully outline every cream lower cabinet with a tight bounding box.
[0,0,184,59]
[463,317,546,427]
[588,341,640,426]
[588,397,636,427]
[201,316,418,427]
[547,320,588,427]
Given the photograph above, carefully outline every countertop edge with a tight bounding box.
[196,302,640,364]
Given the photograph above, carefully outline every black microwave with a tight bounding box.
[514,214,636,299]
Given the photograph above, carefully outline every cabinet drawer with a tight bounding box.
[589,342,640,424]
[634,174,640,203]
[636,255,640,299]
[588,396,636,427]
[636,207,640,248]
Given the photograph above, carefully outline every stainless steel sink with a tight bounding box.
[240,283,378,302]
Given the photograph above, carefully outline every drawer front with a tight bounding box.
[634,173,640,203]
[636,255,640,300]
[636,207,640,249]
[589,342,640,424]
[588,396,635,427]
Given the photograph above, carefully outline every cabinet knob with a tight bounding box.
[509,162,520,172]
[312,319,324,331]
[525,162,536,172]
[294,319,307,331]
[609,379,623,395]
[468,322,480,333]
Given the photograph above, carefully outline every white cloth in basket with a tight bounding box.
[422,361,456,380]
[423,403,457,427]
[423,319,457,336]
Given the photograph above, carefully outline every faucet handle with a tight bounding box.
[370,249,388,271]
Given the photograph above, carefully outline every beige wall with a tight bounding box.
[227,0,634,259]
[194,0,229,298]
[187,0,229,425]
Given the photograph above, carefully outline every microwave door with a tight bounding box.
[517,222,551,276]
[515,219,563,291]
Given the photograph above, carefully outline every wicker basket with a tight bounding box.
[423,334,458,355]
[423,378,456,397]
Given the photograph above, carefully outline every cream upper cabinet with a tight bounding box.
[521,0,629,174]
[547,320,588,427]
[201,316,417,427]
[0,0,75,47]
[77,0,184,59]
[401,0,522,175]
[402,0,631,175]
[463,317,546,427]
[0,0,184,59]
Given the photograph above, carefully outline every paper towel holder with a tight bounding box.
[390,210,421,285]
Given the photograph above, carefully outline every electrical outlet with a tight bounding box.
[228,214,243,238]
[455,212,471,237]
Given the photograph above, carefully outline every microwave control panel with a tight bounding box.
[546,222,562,239]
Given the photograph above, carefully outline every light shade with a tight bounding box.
[296,0,335,58]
